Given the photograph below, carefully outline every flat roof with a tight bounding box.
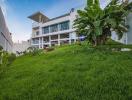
[47,13,70,22]
[28,11,70,23]
[28,12,49,22]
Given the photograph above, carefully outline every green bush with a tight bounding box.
[0,45,3,51]
[0,50,16,75]
[45,47,54,52]
[7,53,16,65]
[27,47,42,56]
[105,39,123,45]
[0,51,9,74]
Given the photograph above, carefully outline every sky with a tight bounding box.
[0,0,109,43]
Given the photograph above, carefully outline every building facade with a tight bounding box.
[0,7,13,52]
[29,7,132,49]
[28,9,80,49]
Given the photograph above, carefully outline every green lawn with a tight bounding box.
[0,44,132,100]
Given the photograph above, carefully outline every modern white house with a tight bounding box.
[28,6,132,49]
[0,7,13,52]
[28,8,81,49]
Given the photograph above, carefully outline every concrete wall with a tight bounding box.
[13,41,30,54]
[0,7,13,52]
[126,13,132,44]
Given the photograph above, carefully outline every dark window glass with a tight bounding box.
[59,21,69,31]
[50,24,58,32]
[36,31,39,35]
[32,38,39,44]
[42,26,49,34]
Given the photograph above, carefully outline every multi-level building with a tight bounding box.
[29,6,132,49]
[0,7,13,52]
[28,8,80,49]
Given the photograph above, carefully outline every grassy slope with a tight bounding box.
[0,44,132,100]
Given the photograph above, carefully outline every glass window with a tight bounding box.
[42,26,49,34]
[50,24,58,33]
[36,31,39,35]
[59,21,69,31]
[32,38,39,44]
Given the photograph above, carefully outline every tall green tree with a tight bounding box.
[74,0,132,46]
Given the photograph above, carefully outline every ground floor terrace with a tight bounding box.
[31,33,84,49]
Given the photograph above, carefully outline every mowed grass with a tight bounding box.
[0,44,132,100]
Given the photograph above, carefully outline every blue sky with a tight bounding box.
[0,0,109,42]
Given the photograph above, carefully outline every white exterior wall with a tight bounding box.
[0,7,13,52]
[31,10,78,48]
[126,13,132,44]
[13,41,30,54]
[111,31,127,44]
[40,16,70,28]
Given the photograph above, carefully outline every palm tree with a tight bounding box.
[74,0,132,46]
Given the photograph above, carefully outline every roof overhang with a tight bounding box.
[28,12,49,23]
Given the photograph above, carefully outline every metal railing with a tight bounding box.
[32,22,39,28]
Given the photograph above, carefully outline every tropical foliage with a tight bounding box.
[0,45,16,74]
[27,46,42,56]
[74,0,132,46]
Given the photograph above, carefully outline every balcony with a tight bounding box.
[32,22,39,29]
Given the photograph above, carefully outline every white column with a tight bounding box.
[49,36,51,47]
[39,26,42,36]
[74,33,77,43]
[58,34,60,46]
[39,15,42,23]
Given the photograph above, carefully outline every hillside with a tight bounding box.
[0,44,132,100]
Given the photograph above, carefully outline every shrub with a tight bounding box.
[105,39,123,45]
[27,47,41,56]
[75,41,82,46]
[8,53,16,65]
[45,47,54,52]
[22,51,27,55]
[0,51,16,75]
[0,45,3,51]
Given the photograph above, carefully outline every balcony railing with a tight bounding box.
[32,22,39,28]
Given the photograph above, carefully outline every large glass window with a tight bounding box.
[32,38,39,44]
[59,21,69,31]
[50,24,58,33]
[42,26,49,34]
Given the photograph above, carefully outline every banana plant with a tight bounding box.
[74,0,132,46]
[0,46,3,65]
